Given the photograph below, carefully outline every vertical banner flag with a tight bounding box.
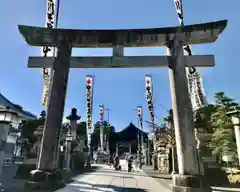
[173,0,205,110]
[86,75,94,148]
[145,75,155,130]
[100,105,104,122]
[41,0,57,106]
[99,105,104,149]
[137,106,143,129]
[138,106,144,150]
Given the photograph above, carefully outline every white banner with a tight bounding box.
[41,0,58,106]
[174,0,183,25]
[99,105,104,122]
[145,75,155,129]
[173,0,205,110]
[86,75,94,148]
[137,106,142,119]
[99,105,104,149]
[137,106,143,129]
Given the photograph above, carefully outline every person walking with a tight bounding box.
[128,155,133,172]
[114,154,120,171]
[109,154,114,168]
[93,151,98,164]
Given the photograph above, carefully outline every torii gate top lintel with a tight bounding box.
[18,20,227,48]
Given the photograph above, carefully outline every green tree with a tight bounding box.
[164,109,174,126]
[19,111,46,155]
[40,110,46,119]
[215,92,240,111]
[76,121,87,136]
[209,92,238,163]
[91,121,118,152]
[194,104,217,133]
[19,118,45,155]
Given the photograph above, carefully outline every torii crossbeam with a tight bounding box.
[28,55,215,68]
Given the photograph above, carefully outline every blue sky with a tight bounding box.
[0,0,239,132]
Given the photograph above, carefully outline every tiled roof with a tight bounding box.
[117,122,148,142]
[0,93,37,119]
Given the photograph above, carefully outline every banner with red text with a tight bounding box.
[41,0,58,106]
[173,0,206,110]
[145,75,155,130]
[137,106,143,128]
[99,105,104,150]
[86,75,94,147]
[99,105,104,123]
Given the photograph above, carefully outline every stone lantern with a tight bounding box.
[66,108,81,140]
[34,125,44,166]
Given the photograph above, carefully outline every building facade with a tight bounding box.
[152,126,178,174]
[0,93,37,158]
[117,123,148,157]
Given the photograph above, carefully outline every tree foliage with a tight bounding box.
[209,92,238,160]
[19,120,44,155]
[91,121,118,152]
[157,92,239,164]
[193,92,238,163]
[195,104,217,133]
[76,121,87,136]
[19,110,46,155]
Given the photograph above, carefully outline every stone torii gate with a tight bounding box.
[18,20,227,191]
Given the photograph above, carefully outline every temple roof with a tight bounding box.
[118,122,138,133]
[117,122,148,142]
[0,93,37,120]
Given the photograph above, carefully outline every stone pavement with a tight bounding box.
[2,162,240,192]
[55,162,171,192]
[143,165,240,192]
[0,163,102,192]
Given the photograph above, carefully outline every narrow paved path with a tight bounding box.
[56,162,171,192]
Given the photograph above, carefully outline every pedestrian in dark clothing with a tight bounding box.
[109,155,114,168]
[114,155,120,171]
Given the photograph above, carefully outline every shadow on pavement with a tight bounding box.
[64,180,148,192]
[1,164,101,192]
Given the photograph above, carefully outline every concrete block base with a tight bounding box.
[25,169,65,190]
[172,174,212,192]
